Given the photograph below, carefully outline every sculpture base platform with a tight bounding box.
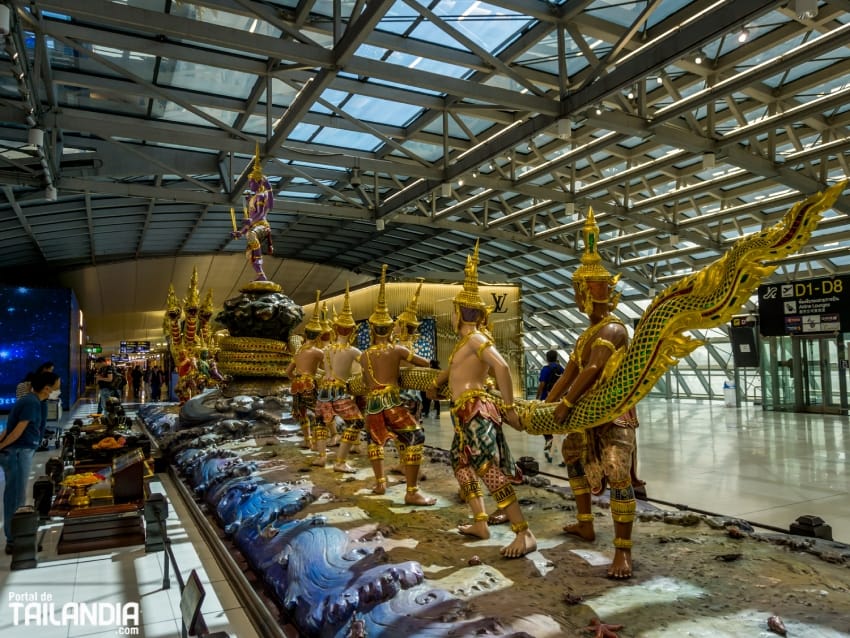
[153,428,850,638]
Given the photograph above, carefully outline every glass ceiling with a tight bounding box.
[0,0,848,391]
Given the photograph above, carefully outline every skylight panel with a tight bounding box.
[341,94,423,127]
[586,0,645,29]
[287,123,321,143]
[376,1,421,36]
[161,61,255,99]
[156,103,237,129]
[170,2,282,38]
[385,50,470,78]
[312,127,382,152]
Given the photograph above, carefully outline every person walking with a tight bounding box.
[94,357,114,413]
[0,370,60,554]
[131,365,143,402]
[536,350,564,462]
[149,366,163,402]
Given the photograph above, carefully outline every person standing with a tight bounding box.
[0,370,60,554]
[94,357,114,413]
[427,241,536,558]
[14,361,54,400]
[420,359,441,419]
[131,365,143,402]
[149,366,163,402]
[536,350,564,462]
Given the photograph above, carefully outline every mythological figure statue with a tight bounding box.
[231,144,274,282]
[546,208,638,578]
[164,267,217,403]
[361,266,435,506]
[285,291,324,450]
[428,241,537,558]
[312,284,365,471]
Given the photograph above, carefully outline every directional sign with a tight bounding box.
[758,275,850,336]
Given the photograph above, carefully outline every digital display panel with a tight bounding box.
[0,286,72,410]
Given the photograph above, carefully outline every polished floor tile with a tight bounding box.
[420,397,850,543]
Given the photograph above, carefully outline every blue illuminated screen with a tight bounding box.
[0,285,73,410]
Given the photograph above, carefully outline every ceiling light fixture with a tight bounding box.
[440,183,451,198]
[737,28,750,43]
[702,151,716,170]
[794,0,818,18]
[594,105,602,115]
[349,167,362,187]
[694,51,705,65]
[556,118,572,140]
[28,127,44,147]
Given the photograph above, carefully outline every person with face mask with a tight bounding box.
[0,370,60,554]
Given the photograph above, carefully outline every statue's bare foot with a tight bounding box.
[458,520,489,540]
[607,549,633,579]
[333,461,356,474]
[372,481,387,495]
[311,456,326,467]
[405,490,436,506]
[563,520,596,541]
[488,510,508,525]
[500,529,537,558]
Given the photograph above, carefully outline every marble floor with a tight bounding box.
[419,397,850,544]
[0,395,847,637]
[0,401,257,638]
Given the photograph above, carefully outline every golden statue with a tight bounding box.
[508,181,847,577]
[163,267,218,403]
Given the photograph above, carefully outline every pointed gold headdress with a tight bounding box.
[320,301,332,336]
[453,240,487,311]
[369,265,394,327]
[396,278,424,328]
[572,207,620,311]
[305,290,323,334]
[248,142,265,183]
[334,282,357,329]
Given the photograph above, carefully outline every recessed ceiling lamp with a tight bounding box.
[737,28,750,43]
[694,51,705,65]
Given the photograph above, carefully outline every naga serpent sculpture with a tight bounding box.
[518,180,847,434]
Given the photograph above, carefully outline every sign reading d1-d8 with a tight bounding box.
[757,274,850,337]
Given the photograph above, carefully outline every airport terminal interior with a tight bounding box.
[1,0,849,637]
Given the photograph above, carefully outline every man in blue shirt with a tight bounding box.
[0,370,60,554]
[536,350,564,462]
